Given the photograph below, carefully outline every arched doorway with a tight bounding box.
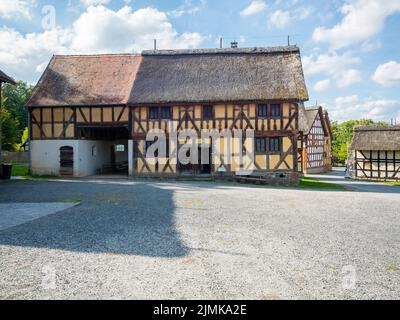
[60,146,73,176]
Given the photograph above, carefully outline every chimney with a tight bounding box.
[230,40,238,48]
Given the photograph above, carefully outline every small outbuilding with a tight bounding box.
[298,106,333,174]
[350,125,400,181]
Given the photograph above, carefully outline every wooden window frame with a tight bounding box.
[149,107,159,120]
[115,144,125,152]
[257,104,268,118]
[270,104,282,118]
[269,137,282,153]
[202,105,214,120]
[255,138,266,154]
[160,106,172,120]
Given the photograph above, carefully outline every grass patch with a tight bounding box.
[11,163,29,176]
[385,265,400,271]
[62,198,81,203]
[298,177,348,191]
[385,182,400,186]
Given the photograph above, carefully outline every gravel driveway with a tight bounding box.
[0,179,399,299]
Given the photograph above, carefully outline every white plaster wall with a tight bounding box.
[31,140,112,177]
[31,140,76,176]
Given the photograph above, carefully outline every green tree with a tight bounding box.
[331,119,387,164]
[2,81,33,138]
[1,107,20,151]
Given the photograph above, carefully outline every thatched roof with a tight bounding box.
[298,104,310,133]
[27,54,142,107]
[0,70,16,85]
[298,106,332,138]
[351,125,400,151]
[305,108,320,131]
[128,46,308,105]
[323,110,333,139]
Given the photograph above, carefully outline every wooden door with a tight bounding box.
[59,146,73,176]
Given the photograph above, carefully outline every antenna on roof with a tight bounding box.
[154,39,157,51]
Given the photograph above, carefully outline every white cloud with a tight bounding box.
[303,52,362,88]
[168,0,206,18]
[297,6,314,20]
[269,10,290,29]
[80,0,112,6]
[0,5,205,83]
[360,39,382,52]
[303,52,360,78]
[328,95,400,122]
[337,69,362,88]
[312,0,400,49]
[0,0,34,19]
[240,1,267,17]
[313,79,331,92]
[372,61,400,86]
[71,6,204,53]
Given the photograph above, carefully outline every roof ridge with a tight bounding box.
[355,125,400,131]
[142,45,299,56]
[53,53,141,58]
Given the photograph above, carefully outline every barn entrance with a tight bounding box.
[178,145,212,175]
[77,126,129,176]
[199,146,212,174]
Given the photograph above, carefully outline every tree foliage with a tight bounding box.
[1,107,20,151]
[1,81,33,151]
[331,119,387,164]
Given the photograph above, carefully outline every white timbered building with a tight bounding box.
[350,125,400,181]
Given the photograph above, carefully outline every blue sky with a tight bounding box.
[1,0,400,123]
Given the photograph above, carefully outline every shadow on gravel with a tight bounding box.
[0,181,188,258]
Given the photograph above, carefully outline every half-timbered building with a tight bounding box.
[350,125,400,181]
[27,46,309,179]
[298,106,333,174]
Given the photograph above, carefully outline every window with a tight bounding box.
[271,104,281,117]
[203,105,213,120]
[149,107,158,119]
[91,146,97,156]
[269,138,281,153]
[161,106,172,119]
[116,144,125,152]
[255,138,266,153]
[257,104,268,117]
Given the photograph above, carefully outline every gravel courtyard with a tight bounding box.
[0,179,399,300]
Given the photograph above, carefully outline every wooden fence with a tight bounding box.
[1,151,29,163]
